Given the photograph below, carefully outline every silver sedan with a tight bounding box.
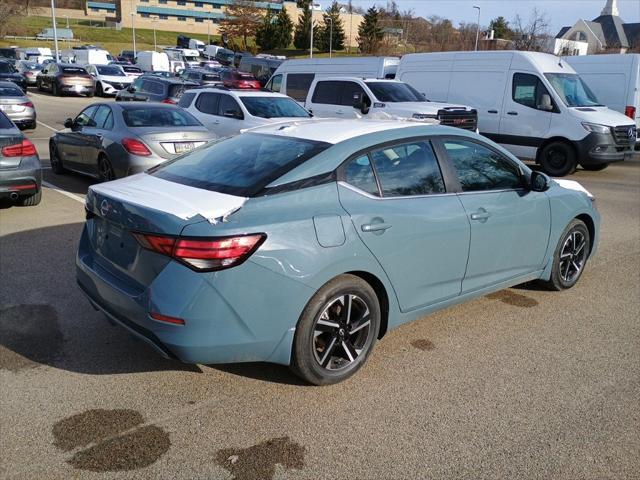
[0,81,36,130]
[49,102,217,181]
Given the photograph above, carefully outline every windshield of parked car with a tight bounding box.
[62,67,88,74]
[544,73,602,107]
[241,97,311,119]
[202,74,221,82]
[0,63,16,73]
[151,133,330,196]
[96,65,125,76]
[122,107,201,127]
[366,82,426,102]
[0,85,24,96]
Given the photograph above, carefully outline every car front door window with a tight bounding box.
[75,106,98,128]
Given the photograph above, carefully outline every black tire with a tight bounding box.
[538,141,577,177]
[52,82,59,96]
[19,189,41,207]
[49,144,65,174]
[37,79,42,92]
[581,163,609,172]
[290,274,381,385]
[538,219,590,291]
[96,83,103,97]
[98,154,115,182]
[86,90,94,98]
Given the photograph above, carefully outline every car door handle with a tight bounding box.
[507,111,518,116]
[335,110,344,115]
[488,109,498,114]
[361,223,392,233]
[470,209,491,222]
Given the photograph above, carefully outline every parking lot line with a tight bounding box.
[42,180,85,204]
[36,120,60,133]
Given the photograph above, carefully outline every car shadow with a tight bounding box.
[0,222,201,375]
[208,363,307,386]
[42,169,97,196]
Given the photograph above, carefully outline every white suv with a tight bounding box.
[178,87,313,137]
[84,64,132,97]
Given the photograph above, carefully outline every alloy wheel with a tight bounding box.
[98,157,115,182]
[559,230,587,283]
[312,294,372,371]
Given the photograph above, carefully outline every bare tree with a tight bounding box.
[0,2,27,38]
[512,8,550,51]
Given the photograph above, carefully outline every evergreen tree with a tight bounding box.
[293,5,316,50]
[274,7,294,48]
[317,1,345,52]
[357,6,384,54]
[488,16,513,39]
[255,9,278,51]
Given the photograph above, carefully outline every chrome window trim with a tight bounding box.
[338,181,525,199]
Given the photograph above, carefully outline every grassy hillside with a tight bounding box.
[1,15,356,58]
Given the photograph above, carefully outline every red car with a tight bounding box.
[221,70,261,90]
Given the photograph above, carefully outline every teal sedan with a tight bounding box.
[77,119,599,385]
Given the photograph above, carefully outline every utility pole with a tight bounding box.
[473,5,481,51]
[50,0,59,62]
[207,19,210,45]
[309,3,314,58]
[328,16,333,58]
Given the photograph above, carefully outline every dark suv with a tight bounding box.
[115,75,197,103]
[0,60,27,92]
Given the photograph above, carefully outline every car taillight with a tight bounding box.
[19,102,34,108]
[132,233,266,271]
[1,139,37,157]
[625,106,636,120]
[25,72,34,77]
[161,98,176,104]
[121,137,152,156]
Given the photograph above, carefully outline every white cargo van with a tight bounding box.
[565,54,639,148]
[164,48,200,69]
[397,51,637,175]
[17,47,53,64]
[203,45,223,59]
[189,39,205,54]
[304,77,477,131]
[73,49,112,65]
[135,51,171,72]
[266,56,399,102]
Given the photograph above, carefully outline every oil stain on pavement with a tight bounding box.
[215,436,305,480]
[0,304,64,372]
[52,409,170,472]
[411,338,435,351]
[486,290,539,308]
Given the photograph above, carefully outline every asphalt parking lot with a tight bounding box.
[1,91,639,479]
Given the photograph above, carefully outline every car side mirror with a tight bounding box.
[127,85,135,92]
[352,92,370,115]
[530,170,550,192]
[64,118,74,129]
[538,93,554,112]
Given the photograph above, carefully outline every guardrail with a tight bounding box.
[3,36,80,42]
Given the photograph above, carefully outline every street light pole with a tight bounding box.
[130,0,137,57]
[309,4,314,59]
[207,19,210,45]
[473,5,481,51]
[152,17,157,51]
[328,17,333,58]
[50,0,59,62]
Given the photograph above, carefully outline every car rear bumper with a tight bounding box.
[0,156,42,197]
[60,83,94,95]
[2,110,36,128]
[76,225,314,365]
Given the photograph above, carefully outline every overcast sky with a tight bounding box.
[345,0,640,33]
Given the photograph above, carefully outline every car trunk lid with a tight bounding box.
[133,127,213,158]
[85,173,246,286]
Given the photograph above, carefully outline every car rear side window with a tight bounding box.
[178,91,197,108]
[151,133,330,197]
[286,73,315,102]
[344,155,380,196]
[443,139,522,192]
[195,92,220,114]
[92,105,112,129]
[312,81,340,105]
[370,141,445,197]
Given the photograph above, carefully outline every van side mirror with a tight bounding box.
[530,171,550,192]
[538,93,554,112]
[64,118,74,129]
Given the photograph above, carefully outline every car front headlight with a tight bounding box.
[582,122,611,134]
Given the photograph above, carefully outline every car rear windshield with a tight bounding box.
[122,107,201,127]
[0,111,14,129]
[0,85,24,96]
[366,82,426,102]
[241,97,310,119]
[123,66,142,73]
[62,67,88,74]
[96,65,125,76]
[0,63,15,73]
[151,133,330,197]
[22,62,41,71]
[202,74,221,81]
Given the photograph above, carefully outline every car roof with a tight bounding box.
[191,87,289,98]
[250,118,433,144]
[0,80,24,88]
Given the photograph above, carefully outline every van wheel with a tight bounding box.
[539,141,577,177]
[290,274,381,386]
[582,164,608,172]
